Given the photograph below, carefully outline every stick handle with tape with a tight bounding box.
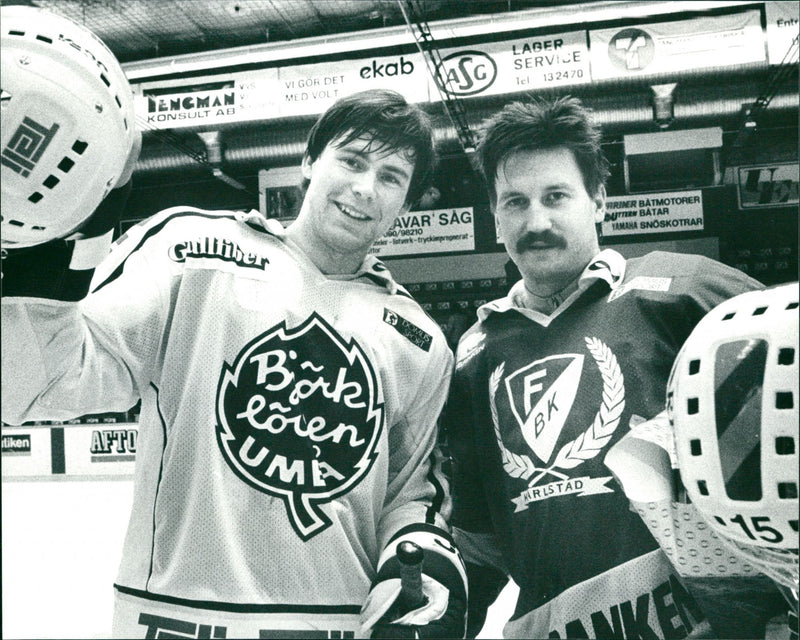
[397,540,427,611]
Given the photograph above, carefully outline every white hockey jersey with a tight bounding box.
[1,207,454,638]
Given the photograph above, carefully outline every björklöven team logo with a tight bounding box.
[491,337,625,511]
[216,313,383,540]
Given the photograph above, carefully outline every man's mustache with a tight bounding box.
[515,231,566,254]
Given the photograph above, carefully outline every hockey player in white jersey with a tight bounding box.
[1,8,466,637]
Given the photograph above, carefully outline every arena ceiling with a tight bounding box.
[5,0,608,63]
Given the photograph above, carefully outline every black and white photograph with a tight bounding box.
[1,1,798,638]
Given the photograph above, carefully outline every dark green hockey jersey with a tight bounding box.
[445,248,762,638]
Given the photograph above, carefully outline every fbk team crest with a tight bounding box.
[491,337,625,511]
[216,313,384,540]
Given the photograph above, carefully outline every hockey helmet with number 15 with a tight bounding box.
[1,5,137,248]
[667,282,799,591]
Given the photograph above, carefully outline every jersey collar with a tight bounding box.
[241,210,400,294]
[478,249,627,321]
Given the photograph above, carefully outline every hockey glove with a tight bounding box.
[1,129,141,301]
[358,525,467,639]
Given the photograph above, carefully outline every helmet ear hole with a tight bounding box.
[1,5,137,248]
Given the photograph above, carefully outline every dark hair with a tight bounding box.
[303,89,436,207]
[477,95,610,205]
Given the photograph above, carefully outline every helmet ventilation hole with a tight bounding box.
[778,483,798,500]
[4,216,46,232]
[775,437,795,455]
[775,392,793,409]
[23,141,91,204]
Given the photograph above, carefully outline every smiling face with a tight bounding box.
[288,133,415,274]
[494,146,605,294]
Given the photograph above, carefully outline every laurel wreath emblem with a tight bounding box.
[489,337,625,485]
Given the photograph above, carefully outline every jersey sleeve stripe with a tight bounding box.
[425,449,448,524]
[113,583,362,614]
[92,209,239,294]
[146,382,170,592]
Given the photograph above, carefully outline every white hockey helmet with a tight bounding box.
[1,5,137,248]
[668,283,799,590]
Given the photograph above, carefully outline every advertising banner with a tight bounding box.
[589,10,765,80]
[601,191,704,237]
[276,52,429,116]
[1,427,52,478]
[137,52,430,129]
[134,8,775,130]
[138,82,243,129]
[765,0,800,65]
[369,208,475,257]
[737,163,800,209]
[430,30,590,99]
[1,422,137,479]
[64,423,137,477]
[134,29,592,130]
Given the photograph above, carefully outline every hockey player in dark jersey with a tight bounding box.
[607,283,798,639]
[441,95,764,638]
[1,8,466,637]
